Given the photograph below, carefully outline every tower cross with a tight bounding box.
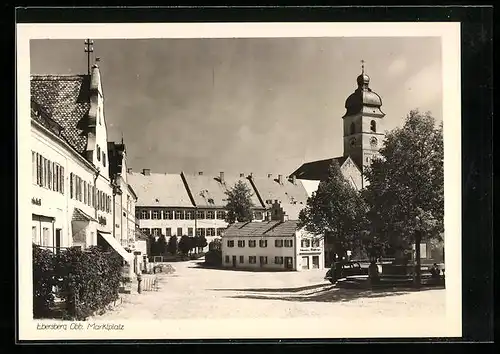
[361,59,365,74]
[84,39,94,75]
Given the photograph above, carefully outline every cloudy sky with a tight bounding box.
[30,37,442,177]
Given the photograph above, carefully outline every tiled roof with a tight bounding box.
[72,208,97,222]
[219,175,264,209]
[250,175,309,207]
[31,75,91,155]
[224,220,299,238]
[181,173,229,208]
[290,156,349,181]
[127,172,194,208]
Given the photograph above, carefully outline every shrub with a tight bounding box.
[204,249,222,266]
[32,244,56,318]
[54,246,122,320]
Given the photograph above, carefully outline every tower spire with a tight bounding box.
[361,59,365,74]
[84,39,94,75]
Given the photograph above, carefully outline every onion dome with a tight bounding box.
[344,62,384,117]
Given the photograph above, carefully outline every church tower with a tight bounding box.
[342,62,385,174]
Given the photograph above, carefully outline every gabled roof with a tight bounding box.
[128,172,194,208]
[31,75,91,155]
[290,156,350,181]
[224,220,299,238]
[72,208,97,222]
[181,173,228,208]
[249,175,309,207]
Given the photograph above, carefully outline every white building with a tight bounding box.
[30,64,133,268]
[221,203,324,271]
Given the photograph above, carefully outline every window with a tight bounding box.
[103,152,106,167]
[141,210,150,219]
[163,210,173,219]
[177,228,183,236]
[275,239,283,247]
[216,211,225,219]
[312,256,320,269]
[32,152,36,184]
[69,173,73,198]
[249,240,256,248]
[254,211,263,220]
[225,255,230,263]
[188,228,193,237]
[32,226,38,244]
[370,120,377,132]
[175,210,185,220]
[206,211,215,219]
[165,228,171,237]
[249,256,257,264]
[237,240,245,248]
[350,122,355,135]
[227,240,234,248]
[97,145,101,161]
[152,228,161,236]
[274,256,284,265]
[140,228,150,235]
[239,256,244,263]
[196,210,205,219]
[196,228,206,237]
[206,228,215,237]
[185,211,194,220]
[284,239,293,247]
[259,256,268,265]
[152,210,160,220]
[42,227,50,247]
[259,239,268,248]
[301,239,310,248]
[311,239,320,248]
[217,228,225,236]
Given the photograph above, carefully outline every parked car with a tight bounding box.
[324,261,366,284]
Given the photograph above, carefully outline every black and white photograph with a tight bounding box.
[17,22,462,340]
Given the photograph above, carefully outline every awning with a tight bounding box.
[98,231,134,263]
[72,208,98,222]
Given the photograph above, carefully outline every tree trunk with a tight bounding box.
[414,231,422,289]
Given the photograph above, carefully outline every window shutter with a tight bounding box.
[70,173,74,198]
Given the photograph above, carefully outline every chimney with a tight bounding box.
[268,173,272,179]
[198,171,203,176]
[142,168,150,176]
[249,172,254,179]
[127,168,132,173]
[219,171,225,183]
[239,173,245,178]
[278,174,283,185]
[291,175,297,185]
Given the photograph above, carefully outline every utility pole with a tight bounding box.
[84,39,94,75]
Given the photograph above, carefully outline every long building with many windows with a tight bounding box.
[129,169,309,251]
[30,64,136,268]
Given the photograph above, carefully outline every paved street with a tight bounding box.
[92,260,445,320]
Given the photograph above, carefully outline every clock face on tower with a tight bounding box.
[370,137,378,147]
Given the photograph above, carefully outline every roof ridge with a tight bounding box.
[31,74,88,81]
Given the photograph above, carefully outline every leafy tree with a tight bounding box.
[209,238,222,251]
[224,180,255,224]
[156,234,167,256]
[298,160,368,262]
[167,235,178,255]
[363,109,444,285]
[195,235,208,252]
[178,235,194,255]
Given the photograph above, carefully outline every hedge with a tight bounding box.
[32,244,123,320]
[32,245,56,318]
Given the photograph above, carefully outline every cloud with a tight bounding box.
[403,60,442,111]
[387,58,408,77]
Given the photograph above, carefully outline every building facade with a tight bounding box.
[30,64,133,267]
[221,202,324,271]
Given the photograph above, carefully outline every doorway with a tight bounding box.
[302,256,310,270]
[284,257,294,270]
[232,255,237,268]
[55,229,62,254]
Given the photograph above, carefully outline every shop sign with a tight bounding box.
[98,216,107,226]
[31,197,42,206]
